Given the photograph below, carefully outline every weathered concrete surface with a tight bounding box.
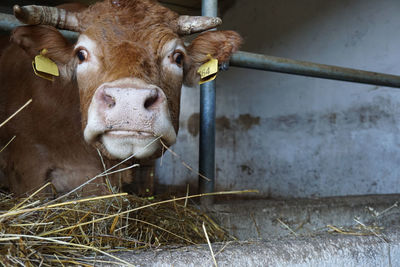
[109,229,399,267]
[102,195,400,266]
[211,194,400,240]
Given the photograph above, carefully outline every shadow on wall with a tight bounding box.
[187,113,260,137]
[222,0,375,57]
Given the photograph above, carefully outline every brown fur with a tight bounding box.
[0,0,242,196]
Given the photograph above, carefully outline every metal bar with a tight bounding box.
[199,81,216,196]
[0,12,20,31]
[199,0,217,201]
[230,51,400,88]
[202,0,217,17]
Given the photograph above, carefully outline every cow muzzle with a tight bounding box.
[84,78,177,159]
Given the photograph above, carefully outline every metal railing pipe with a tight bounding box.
[0,13,20,31]
[199,0,218,201]
[230,51,400,88]
[202,0,218,17]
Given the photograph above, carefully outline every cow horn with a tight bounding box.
[177,15,222,35]
[13,5,81,32]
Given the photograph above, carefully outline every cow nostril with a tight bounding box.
[144,89,159,109]
[103,93,115,108]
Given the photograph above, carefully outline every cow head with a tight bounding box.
[11,0,241,160]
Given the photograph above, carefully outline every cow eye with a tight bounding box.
[76,49,88,63]
[172,51,184,67]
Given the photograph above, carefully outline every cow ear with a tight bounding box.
[11,25,74,64]
[184,30,242,86]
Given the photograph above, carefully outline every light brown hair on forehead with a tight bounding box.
[78,0,179,34]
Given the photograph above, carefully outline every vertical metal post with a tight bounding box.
[199,0,217,204]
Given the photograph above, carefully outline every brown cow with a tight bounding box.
[0,0,241,196]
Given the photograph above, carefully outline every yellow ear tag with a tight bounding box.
[32,49,59,81]
[197,55,218,85]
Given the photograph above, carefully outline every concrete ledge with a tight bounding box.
[211,194,400,240]
[111,230,399,266]
[103,195,400,266]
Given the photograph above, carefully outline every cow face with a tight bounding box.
[11,0,242,160]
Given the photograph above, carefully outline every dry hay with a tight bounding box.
[0,185,253,266]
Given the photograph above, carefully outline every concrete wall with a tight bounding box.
[156,0,400,198]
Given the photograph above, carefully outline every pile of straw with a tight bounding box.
[0,186,235,266]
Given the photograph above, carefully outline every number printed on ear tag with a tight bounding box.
[197,55,218,85]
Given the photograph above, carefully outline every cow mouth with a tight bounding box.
[97,129,162,160]
[104,130,154,139]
